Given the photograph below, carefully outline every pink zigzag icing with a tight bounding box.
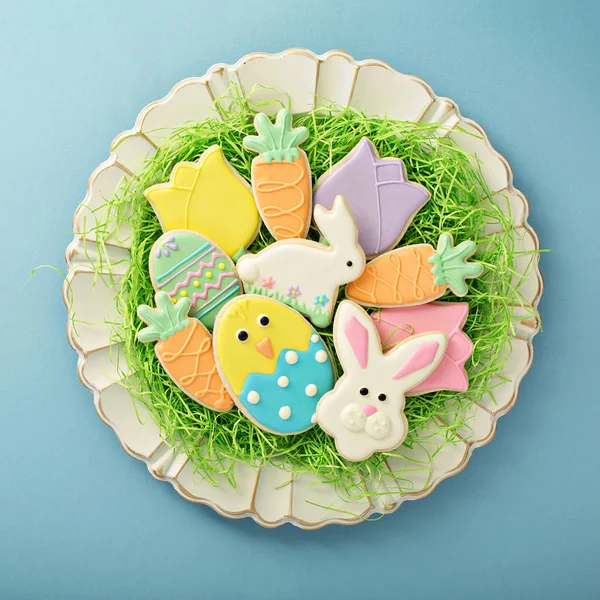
[168,272,235,306]
[169,252,226,295]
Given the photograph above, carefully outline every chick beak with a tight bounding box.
[256,336,274,359]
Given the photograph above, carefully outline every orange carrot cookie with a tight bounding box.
[243,109,311,240]
[346,233,483,307]
[137,292,233,411]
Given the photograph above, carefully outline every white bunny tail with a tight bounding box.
[236,255,259,283]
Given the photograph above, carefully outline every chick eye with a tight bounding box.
[359,387,369,396]
[257,314,270,327]
[346,261,353,267]
[378,393,387,402]
[236,329,249,342]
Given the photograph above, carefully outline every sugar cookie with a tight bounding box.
[144,146,259,259]
[372,302,473,395]
[346,232,483,307]
[243,108,312,240]
[316,301,447,461]
[313,138,430,258]
[149,230,241,330]
[236,195,365,327]
[213,296,335,435]
[137,292,233,411]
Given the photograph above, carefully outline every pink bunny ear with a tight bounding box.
[344,316,369,369]
[392,342,439,380]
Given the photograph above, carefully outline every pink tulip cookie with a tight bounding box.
[316,301,447,461]
[372,302,473,395]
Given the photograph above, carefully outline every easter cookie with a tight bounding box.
[213,296,335,435]
[137,292,233,411]
[149,230,241,330]
[313,138,430,258]
[316,301,447,462]
[372,302,473,395]
[144,146,260,258]
[243,108,312,240]
[236,195,365,328]
[346,233,483,307]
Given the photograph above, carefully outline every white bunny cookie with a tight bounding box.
[316,301,448,461]
[237,195,365,327]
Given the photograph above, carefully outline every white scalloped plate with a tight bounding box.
[64,49,543,529]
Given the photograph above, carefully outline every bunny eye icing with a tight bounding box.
[257,314,270,327]
[359,387,369,396]
[346,261,353,267]
[236,329,249,342]
[378,393,387,402]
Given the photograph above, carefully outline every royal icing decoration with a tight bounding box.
[144,146,259,259]
[316,301,448,461]
[236,195,365,327]
[346,232,483,307]
[372,302,473,395]
[243,108,312,240]
[213,296,335,435]
[137,292,233,411]
[149,230,241,330]
[313,138,430,258]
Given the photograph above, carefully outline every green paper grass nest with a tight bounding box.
[91,93,538,499]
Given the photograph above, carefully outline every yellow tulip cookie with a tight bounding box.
[144,146,260,259]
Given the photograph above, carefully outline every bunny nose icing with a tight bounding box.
[362,404,377,417]
[256,336,274,359]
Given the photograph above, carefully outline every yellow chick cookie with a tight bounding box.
[144,146,260,259]
[214,296,335,435]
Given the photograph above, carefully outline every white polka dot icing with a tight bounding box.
[285,351,298,365]
[247,391,260,405]
[305,384,318,397]
[315,350,327,363]
[277,376,289,388]
[311,334,318,343]
[279,406,291,420]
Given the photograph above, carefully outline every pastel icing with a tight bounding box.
[236,195,365,328]
[243,109,312,240]
[149,230,241,330]
[137,292,233,411]
[315,301,447,462]
[144,146,259,258]
[213,296,335,435]
[371,302,473,395]
[239,340,334,434]
[346,233,483,307]
[313,138,430,257]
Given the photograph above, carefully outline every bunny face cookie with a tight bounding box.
[236,195,365,328]
[316,301,448,461]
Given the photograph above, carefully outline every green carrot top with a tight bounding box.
[137,291,191,343]
[243,108,309,163]
[428,233,484,296]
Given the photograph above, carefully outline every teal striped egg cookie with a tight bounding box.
[149,230,242,330]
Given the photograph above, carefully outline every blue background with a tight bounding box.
[1,1,598,598]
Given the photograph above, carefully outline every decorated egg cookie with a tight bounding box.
[144,146,260,259]
[313,138,430,258]
[137,292,233,412]
[213,296,335,435]
[149,230,241,330]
